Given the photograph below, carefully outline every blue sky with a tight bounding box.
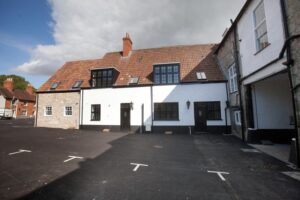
[0,0,53,87]
[0,0,245,89]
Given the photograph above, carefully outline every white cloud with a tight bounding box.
[15,0,245,75]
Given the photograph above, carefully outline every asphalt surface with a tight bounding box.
[0,119,300,200]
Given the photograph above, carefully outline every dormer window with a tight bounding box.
[91,69,114,88]
[50,82,60,90]
[154,63,180,84]
[72,80,83,89]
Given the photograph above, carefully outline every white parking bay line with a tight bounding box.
[63,156,83,163]
[207,170,230,181]
[8,149,32,156]
[130,163,149,172]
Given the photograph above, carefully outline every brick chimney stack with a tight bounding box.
[26,84,34,94]
[122,33,132,57]
[3,78,13,92]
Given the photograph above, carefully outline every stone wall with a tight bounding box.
[215,30,242,138]
[36,92,80,129]
[285,0,300,166]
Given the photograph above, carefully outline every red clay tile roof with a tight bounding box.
[0,88,35,102]
[38,44,225,92]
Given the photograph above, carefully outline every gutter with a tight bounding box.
[34,94,39,127]
[280,0,300,168]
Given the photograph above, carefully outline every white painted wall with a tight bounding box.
[0,95,5,108]
[81,87,152,127]
[81,83,228,127]
[237,0,287,81]
[252,73,294,129]
[152,84,228,126]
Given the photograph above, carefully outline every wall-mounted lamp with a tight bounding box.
[186,100,191,109]
[130,101,134,110]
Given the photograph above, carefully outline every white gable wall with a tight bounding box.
[237,0,286,82]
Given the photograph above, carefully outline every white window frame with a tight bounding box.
[228,64,238,93]
[234,110,241,125]
[253,0,268,52]
[64,106,73,116]
[44,106,52,116]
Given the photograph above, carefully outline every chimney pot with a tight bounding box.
[3,78,14,92]
[122,33,132,57]
[26,84,34,94]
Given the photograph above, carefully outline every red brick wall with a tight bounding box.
[5,99,11,109]
[15,101,35,117]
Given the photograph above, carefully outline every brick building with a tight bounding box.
[0,78,36,118]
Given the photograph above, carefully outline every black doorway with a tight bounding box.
[194,102,207,131]
[120,103,131,131]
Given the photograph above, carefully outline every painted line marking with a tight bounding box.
[207,170,230,181]
[8,149,32,156]
[63,156,83,163]
[130,163,149,172]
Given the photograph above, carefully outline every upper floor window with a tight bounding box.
[50,82,60,90]
[72,80,83,89]
[228,64,238,93]
[154,64,180,84]
[254,1,268,52]
[91,69,114,88]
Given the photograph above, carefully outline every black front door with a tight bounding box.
[194,102,207,131]
[120,103,131,130]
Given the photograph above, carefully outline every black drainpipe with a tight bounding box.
[231,19,246,142]
[150,85,153,133]
[280,0,300,168]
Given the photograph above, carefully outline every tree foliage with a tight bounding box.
[0,74,36,91]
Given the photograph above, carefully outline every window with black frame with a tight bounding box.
[91,69,114,88]
[154,64,179,84]
[91,104,101,121]
[154,102,179,120]
[203,101,221,120]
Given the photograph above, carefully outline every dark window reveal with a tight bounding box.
[154,102,179,120]
[202,101,221,120]
[154,64,179,84]
[91,69,114,88]
[91,104,101,121]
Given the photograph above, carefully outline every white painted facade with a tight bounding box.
[251,73,294,130]
[0,95,5,108]
[237,0,287,84]
[80,83,228,130]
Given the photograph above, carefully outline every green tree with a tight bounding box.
[0,74,36,91]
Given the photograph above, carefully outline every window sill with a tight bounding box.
[207,118,222,121]
[90,120,100,121]
[153,119,180,121]
[229,90,238,95]
[254,43,271,55]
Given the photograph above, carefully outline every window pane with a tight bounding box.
[154,103,179,120]
[154,76,160,84]
[254,2,265,26]
[167,74,173,83]
[161,74,166,84]
[161,66,166,73]
[167,66,172,73]
[154,67,160,74]
[173,73,179,83]
[173,66,178,73]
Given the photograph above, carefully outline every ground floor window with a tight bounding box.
[202,101,221,120]
[64,106,72,116]
[21,109,27,116]
[154,102,179,120]
[91,104,101,121]
[44,106,52,116]
[234,110,241,125]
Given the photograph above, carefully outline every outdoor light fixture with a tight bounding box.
[130,102,133,110]
[186,100,191,109]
